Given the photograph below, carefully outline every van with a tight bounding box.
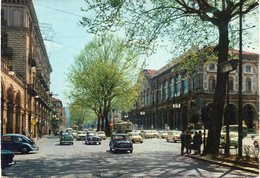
[221,125,247,138]
[220,125,247,148]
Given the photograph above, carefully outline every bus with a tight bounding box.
[114,121,133,134]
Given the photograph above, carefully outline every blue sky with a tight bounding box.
[33,0,259,107]
[33,0,172,106]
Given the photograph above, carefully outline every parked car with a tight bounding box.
[220,125,248,148]
[150,130,159,138]
[71,130,78,138]
[60,132,74,145]
[1,134,39,154]
[109,133,133,153]
[166,130,182,143]
[143,130,154,139]
[1,149,15,169]
[127,132,143,143]
[85,131,101,145]
[158,131,169,139]
[76,131,86,141]
[97,131,106,140]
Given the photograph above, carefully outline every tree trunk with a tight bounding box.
[205,21,229,155]
[97,113,100,131]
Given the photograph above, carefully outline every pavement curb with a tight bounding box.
[187,154,259,174]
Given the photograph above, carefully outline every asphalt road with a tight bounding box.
[2,135,258,178]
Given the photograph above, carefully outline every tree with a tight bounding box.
[69,101,96,130]
[80,1,258,154]
[68,35,139,135]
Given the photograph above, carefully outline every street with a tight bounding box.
[3,135,258,178]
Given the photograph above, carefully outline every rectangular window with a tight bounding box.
[170,78,175,98]
[245,66,252,73]
[164,80,168,99]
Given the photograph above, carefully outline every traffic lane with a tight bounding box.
[4,137,257,177]
[4,151,257,177]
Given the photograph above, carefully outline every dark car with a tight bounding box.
[1,134,39,154]
[1,149,15,169]
[60,132,74,145]
[109,133,133,153]
[85,131,101,145]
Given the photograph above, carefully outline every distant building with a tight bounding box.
[50,97,67,132]
[129,48,259,132]
[1,0,52,138]
[64,107,71,128]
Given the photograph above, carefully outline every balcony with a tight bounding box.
[27,84,38,96]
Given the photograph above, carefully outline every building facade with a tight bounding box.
[1,0,52,138]
[128,49,259,132]
[50,97,67,133]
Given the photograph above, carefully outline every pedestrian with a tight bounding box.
[180,130,186,155]
[185,130,192,154]
[192,131,199,154]
[197,131,203,154]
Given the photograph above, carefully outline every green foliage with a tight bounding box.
[67,35,140,124]
[80,1,258,56]
[69,102,96,129]
[174,46,217,74]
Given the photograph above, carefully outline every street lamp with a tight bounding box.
[140,111,145,130]
[173,103,181,130]
[219,59,238,155]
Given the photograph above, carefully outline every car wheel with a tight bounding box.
[167,139,169,142]
[115,150,118,154]
[21,146,30,154]
[130,150,133,153]
[174,140,177,143]
[71,142,73,145]
[132,140,135,143]
[99,142,101,145]
[140,141,143,143]
[110,147,112,152]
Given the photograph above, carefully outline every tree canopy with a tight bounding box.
[80,0,258,154]
[67,35,139,134]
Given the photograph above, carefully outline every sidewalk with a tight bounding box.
[187,154,259,174]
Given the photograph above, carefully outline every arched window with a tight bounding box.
[246,78,252,92]
[176,74,181,96]
[170,77,175,98]
[208,76,215,91]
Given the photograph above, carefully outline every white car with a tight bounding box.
[166,130,182,142]
[97,131,106,140]
[158,131,169,139]
[76,131,86,141]
[128,132,143,143]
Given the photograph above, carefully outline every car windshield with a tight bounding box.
[78,131,86,134]
[113,135,128,140]
[63,132,72,136]
[88,132,96,136]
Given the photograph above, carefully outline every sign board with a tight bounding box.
[219,59,238,73]
[32,118,36,126]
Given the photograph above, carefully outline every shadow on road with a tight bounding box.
[4,151,256,178]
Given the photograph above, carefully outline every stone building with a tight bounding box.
[128,49,259,132]
[50,97,67,133]
[1,0,52,138]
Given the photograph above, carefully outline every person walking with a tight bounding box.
[185,130,192,154]
[180,130,186,155]
[197,131,203,154]
[192,131,199,154]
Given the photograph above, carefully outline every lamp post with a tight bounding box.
[219,59,238,155]
[140,111,145,130]
[172,103,181,130]
[238,0,243,158]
